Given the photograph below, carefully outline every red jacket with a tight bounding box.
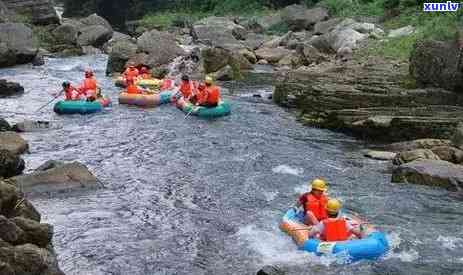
[64,85,80,100]
[124,68,139,81]
[299,192,328,221]
[206,85,220,105]
[179,81,196,98]
[321,218,351,242]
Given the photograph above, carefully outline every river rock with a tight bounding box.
[257,13,283,31]
[257,265,285,275]
[452,122,463,150]
[274,58,463,141]
[300,44,326,65]
[0,118,11,132]
[244,33,266,50]
[102,31,132,54]
[136,29,186,67]
[409,39,463,92]
[193,16,247,50]
[336,46,353,62]
[363,150,397,160]
[0,149,24,178]
[281,5,328,31]
[5,243,64,275]
[10,161,99,196]
[430,146,463,164]
[12,120,51,133]
[0,79,24,97]
[392,149,440,165]
[0,215,23,243]
[314,18,343,35]
[326,27,367,51]
[392,160,463,190]
[211,65,234,81]
[255,47,292,64]
[2,0,59,25]
[0,0,14,23]
[52,23,78,45]
[0,132,28,155]
[0,23,37,66]
[11,217,52,247]
[239,48,257,64]
[106,39,138,75]
[262,31,293,48]
[388,25,415,38]
[201,46,251,75]
[77,25,113,48]
[385,139,452,152]
[80,13,113,32]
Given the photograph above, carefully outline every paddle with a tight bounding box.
[35,89,64,113]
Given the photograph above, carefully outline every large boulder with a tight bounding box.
[388,25,415,38]
[192,16,246,50]
[9,161,100,196]
[77,25,113,47]
[363,150,397,160]
[2,0,59,25]
[0,149,24,178]
[52,23,78,45]
[11,217,52,247]
[80,13,113,32]
[257,13,283,31]
[262,31,293,48]
[106,39,138,75]
[0,79,24,97]
[452,122,463,150]
[392,160,463,190]
[281,5,328,31]
[255,47,292,64]
[314,18,343,35]
[326,27,367,51]
[0,0,14,23]
[201,47,252,77]
[102,31,132,54]
[0,132,28,155]
[410,39,463,92]
[392,149,440,165]
[135,29,186,66]
[0,23,37,66]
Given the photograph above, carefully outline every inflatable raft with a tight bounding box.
[176,97,231,118]
[280,208,389,263]
[114,77,162,89]
[118,91,173,107]
[53,97,111,115]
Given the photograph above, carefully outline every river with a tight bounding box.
[1,55,463,275]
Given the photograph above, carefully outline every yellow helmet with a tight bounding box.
[311,178,327,192]
[326,199,342,214]
[205,75,213,84]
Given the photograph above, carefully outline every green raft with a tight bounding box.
[176,97,231,118]
[53,100,103,115]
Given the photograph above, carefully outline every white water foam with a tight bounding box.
[384,232,420,262]
[436,236,463,250]
[272,165,304,176]
[237,224,335,267]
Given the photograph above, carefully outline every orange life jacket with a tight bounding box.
[124,68,139,81]
[206,85,220,105]
[161,79,173,91]
[303,193,328,221]
[126,84,141,94]
[322,218,351,242]
[195,86,208,105]
[179,81,196,98]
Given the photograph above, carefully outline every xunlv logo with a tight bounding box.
[423,1,460,11]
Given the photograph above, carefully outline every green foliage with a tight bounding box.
[266,21,290,35]
[320,0,386,17]
[32,25,58,50]
[140,11,208,29]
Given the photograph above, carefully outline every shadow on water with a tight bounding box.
[1,55,463,275]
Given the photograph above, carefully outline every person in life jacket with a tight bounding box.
[195,76,220,108]
[62,81,80,101]
[77,69,98,101]
[296,178,329,226]
[308,199,363,242]
[178,74,197,100]
[123,64,140,82]
[161,78,174,91]
[125,79,142,94]
[139,66,151,79]
[191,83,207,105]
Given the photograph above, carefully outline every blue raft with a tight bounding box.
[53,100,103,115]
[281,208,389,263]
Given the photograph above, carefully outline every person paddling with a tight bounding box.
[123,63,140,82]
[296,178,329,226]
[62,81,80,101]
[139,66,151,79]
[308,199,363,241]
[195,76,220,108]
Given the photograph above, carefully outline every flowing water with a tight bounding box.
[1,55,463,275]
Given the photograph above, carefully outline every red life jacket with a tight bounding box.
[179,81,196,98]
[302,193,328,221]
[206,85,220,105]
[64,86,79,101]
[81,78,97,91]
[126,84,141,94]
[322,218,351,242]
[160,79,173,91]
[195,86,208,105]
